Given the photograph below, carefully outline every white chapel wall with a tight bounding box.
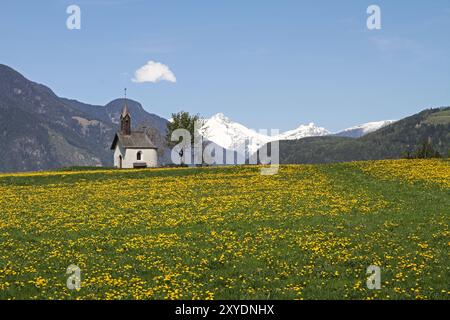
[114,144,158,168]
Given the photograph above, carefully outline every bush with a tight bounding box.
[403,140,441,159]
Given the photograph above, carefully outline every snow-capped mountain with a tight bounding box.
[335,120,396,138]
[198,113,271,154]
[199,113,330,154]
[277,123,330,140]
[198,113,396,155]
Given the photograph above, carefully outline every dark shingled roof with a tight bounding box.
[111,131,157,149]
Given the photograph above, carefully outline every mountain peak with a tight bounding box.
[293,122,318,129]
[0,63,17,73]
[0,64,42,90]
[277,122,330,140]
[200,113,330,155]
[201,113,400,154]
[211,112,230,122]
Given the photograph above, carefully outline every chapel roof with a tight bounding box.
[110,131,157,150]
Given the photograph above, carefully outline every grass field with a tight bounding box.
[0,159,448,300]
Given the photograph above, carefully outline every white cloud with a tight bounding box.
[132,60,176,83]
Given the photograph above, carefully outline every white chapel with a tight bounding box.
[110,98,158,169]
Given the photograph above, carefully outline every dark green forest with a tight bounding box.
[273,107,450,164]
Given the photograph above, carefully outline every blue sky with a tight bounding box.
[1,0,450,131]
